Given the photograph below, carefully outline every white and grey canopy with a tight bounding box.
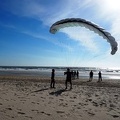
[50,18,118,55]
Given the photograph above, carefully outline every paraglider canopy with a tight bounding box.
[50,18,118,55]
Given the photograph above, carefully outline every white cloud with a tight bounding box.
[90,0,120,34]
[91,0,120,56]
[41,1,81,25]
[61,27,98,52]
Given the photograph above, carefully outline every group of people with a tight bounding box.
[70,70,79,79]
[88,70,102,82]
[50,68,102,89]
[50,68,73,89]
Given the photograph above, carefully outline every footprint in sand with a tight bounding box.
[59,98,64,101]
[87,111,95,116]
[92,101,99,107]
[56,111,65,114]
[111,114,119,118]
[20,99,26,102]
[87,98,92,102]
[0,103,2,105]
[25,116,32,119]
[31,101,35,104]
[59,103,68,107]
[6,108,12,110]
[5,99,9,101]
[77,106,81,109]
[49,97,54,99]
[17,111,25,115]
[45,113,51,116]
[41,111,51,116]
[41,96,45,99]
[69,100,74,102]
[31,109,39,113]
[17,108,22,111]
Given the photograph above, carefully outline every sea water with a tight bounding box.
[0,66,120,80]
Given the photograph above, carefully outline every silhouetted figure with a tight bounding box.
[64,68,72,89]
[74,71,77,79]
[71,70,76,80]
[50,69,55,88]
[77,70,79,79]
[98,71,102,82]
[89,70,93,82]
[71,70,74,79]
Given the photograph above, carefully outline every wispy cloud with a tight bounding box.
[1,0,95,25]
[21,30,73,51]
[61,28,99,52]
[90,0,120,39]
[42,0,97,25]
[0,22,16,29]
[1,0,45,18]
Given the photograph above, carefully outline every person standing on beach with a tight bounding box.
[64,68,72,89]
[50,69,55,88]
[77,70,79,79]
[98,71,102,82]
[89,70,93,82]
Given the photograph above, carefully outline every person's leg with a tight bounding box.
[91,77,93,81]
[70,81,72,89]
[50,80,52,88]
[53,80,55,88]
[65,80,67,89]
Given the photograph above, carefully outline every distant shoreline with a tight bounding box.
[0,66,120,72]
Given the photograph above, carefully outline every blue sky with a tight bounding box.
[0,0,120,68]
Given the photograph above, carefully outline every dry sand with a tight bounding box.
[0,76,120,120]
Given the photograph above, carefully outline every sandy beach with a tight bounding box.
[0,76,120,120]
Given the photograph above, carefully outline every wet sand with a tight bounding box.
[0,76,120,120]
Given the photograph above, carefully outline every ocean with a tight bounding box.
[0,66,120,80]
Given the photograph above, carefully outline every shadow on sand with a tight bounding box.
[49,88,71,96]
[30,87,50,94]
